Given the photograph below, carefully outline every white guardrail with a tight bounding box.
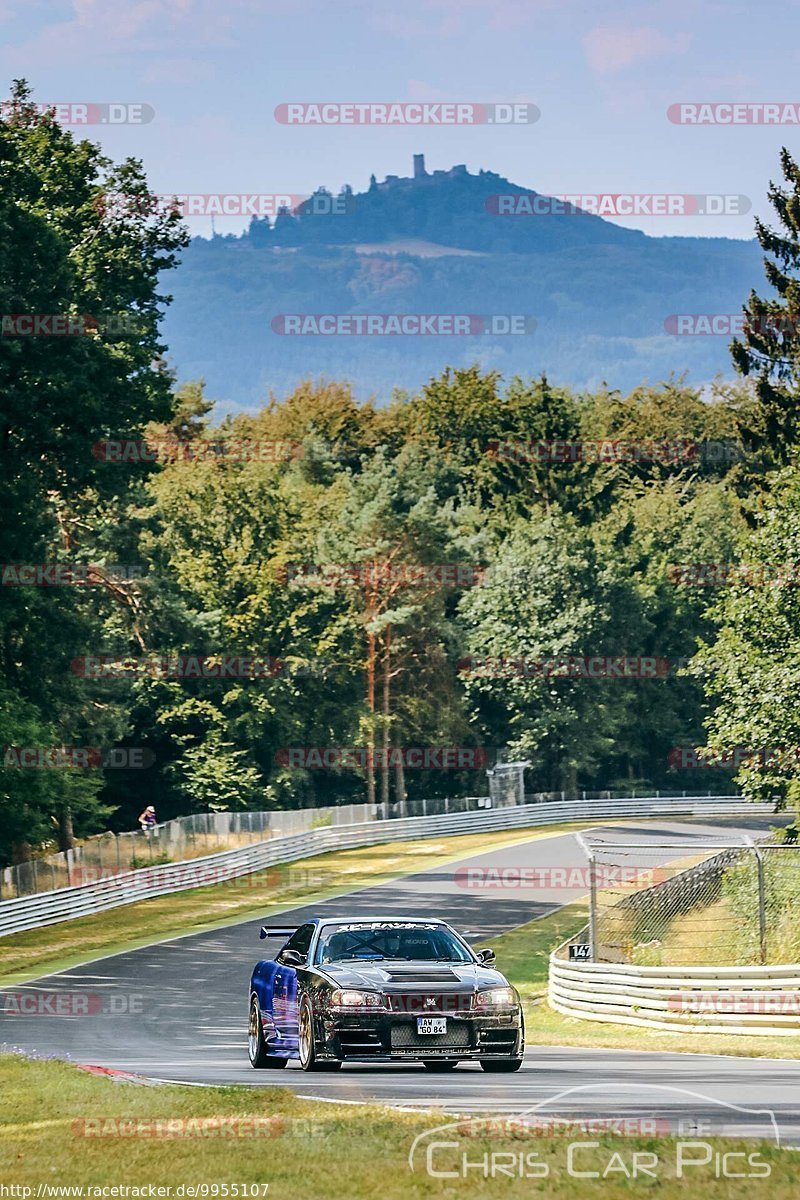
[549,953,800,1037]
[0,795,766,939]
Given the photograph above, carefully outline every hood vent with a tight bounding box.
[384,968,461,983]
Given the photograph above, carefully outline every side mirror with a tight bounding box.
[279,949,305,967]
[477,947,496,965]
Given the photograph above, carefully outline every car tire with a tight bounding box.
[298,995,341,1071]
[248,995,288,1069]
[480,1057,524,1073]
[422,1060,459,1071]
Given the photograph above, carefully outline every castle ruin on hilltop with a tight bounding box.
[372,154,474,190]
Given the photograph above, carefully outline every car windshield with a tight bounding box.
[315,922,473,965]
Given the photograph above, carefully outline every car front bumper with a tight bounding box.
[319,1010,523,1061]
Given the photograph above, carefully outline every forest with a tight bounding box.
[2,84,800,865]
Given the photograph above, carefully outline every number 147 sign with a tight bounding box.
[568,944,591,961]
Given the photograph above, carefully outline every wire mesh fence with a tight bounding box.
[576,832,800,966]
[0,805,372,899]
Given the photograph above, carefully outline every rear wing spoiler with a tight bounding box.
[259,926,296,940]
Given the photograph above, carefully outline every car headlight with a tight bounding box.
[475,986,517,1008]
[330,989,386,1009]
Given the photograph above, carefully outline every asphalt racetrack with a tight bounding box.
[3,816,800,1143]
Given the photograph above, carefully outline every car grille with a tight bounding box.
[387,992,473,1014]
[390,1023,470,1050]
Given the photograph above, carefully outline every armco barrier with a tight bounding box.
[549,951,800,1036]
[0,795,762,939]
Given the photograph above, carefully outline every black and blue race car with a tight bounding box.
[247,915,524,1072]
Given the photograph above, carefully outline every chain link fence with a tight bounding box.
[0,805,373,899]
[575,832,800,966]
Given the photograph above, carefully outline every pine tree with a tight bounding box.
[731,148,800,468]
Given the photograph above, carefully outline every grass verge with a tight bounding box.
[1,1054,795,1199]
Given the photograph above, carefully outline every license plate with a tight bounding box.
[417,1017,446,1035]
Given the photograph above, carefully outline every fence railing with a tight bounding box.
[0,794,764,939]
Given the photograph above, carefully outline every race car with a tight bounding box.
[247,915,524,1072]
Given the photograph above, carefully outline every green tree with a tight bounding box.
[731,148,800,470]
[695,468,800,808]
[0,80,187,862]
[457,514,639,794]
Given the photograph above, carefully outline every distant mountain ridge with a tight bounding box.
[162,156,761,410]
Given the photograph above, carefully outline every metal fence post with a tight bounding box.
[575,832,598,962]
[588,850,598,962]
[754,845,767,965]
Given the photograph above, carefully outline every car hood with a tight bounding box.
[316,961,509,992]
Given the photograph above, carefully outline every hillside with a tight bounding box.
[161,157,762,408]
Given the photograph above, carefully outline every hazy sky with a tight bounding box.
[2,0,800,238]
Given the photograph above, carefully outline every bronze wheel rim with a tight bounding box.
[299,1005,312,1066]
[248,999,260,1062]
